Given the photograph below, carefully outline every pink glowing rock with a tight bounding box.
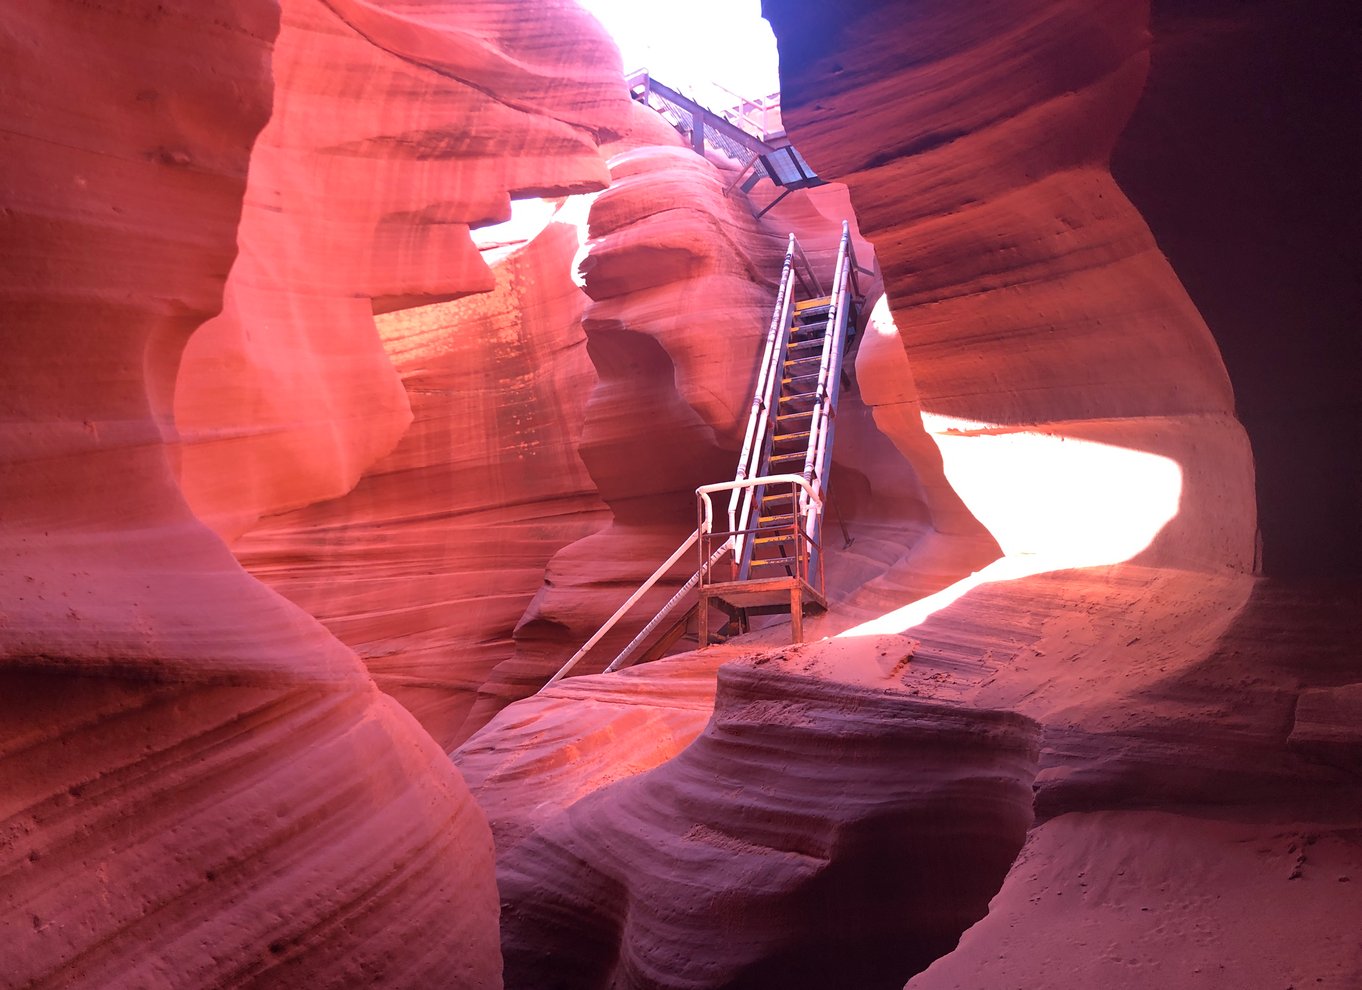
[175,0,631,540]
[765,0,1258,576]
[498,663,1040,989]
[232,215,610,750]
[2,0,633,985]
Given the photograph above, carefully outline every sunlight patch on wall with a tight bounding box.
[924,415,1184,567]
[840,419,1183,638]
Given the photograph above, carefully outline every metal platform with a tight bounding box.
[699,577,827,645]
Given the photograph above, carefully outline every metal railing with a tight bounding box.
[541,529,700,688]
[538,224,866,691]
[797,221,855,576]
[697,475,824,597]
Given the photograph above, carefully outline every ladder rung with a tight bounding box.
[753,533,797,545]
[783,355,821,368]
[776,410,813,421]
[774,431,812,443]
[769,451,806,464]
[794,297,832,312]
[786,337,824,351]
[778,391,819,403]
[781,373,821,384]
[749,556,797,568]
[758,513,797,525]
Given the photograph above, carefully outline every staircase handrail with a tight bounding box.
[800,222,853,531]
[542,528,700,688]
[790,238,825,298]
[699,474,822,549]
[841,228,875,300]
[728,235,797,568]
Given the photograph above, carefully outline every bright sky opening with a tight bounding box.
[576,0,781,109]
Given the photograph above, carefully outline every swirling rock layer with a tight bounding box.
[176,0,630,540]
[232,212,609,751]
[1,673,499,989]
[3,0,633,985]
[499,664,1040,990]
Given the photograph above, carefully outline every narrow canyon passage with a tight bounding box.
[2,1,1358,989]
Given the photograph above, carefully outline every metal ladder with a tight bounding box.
[542,222,866,690]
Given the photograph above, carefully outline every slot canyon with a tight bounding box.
[1,0,1358,987]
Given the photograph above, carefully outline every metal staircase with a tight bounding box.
[626,71,824,216]
[542,222,867,690]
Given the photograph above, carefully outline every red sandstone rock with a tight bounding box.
[232,213,610,750]
[175,0,631,540]
[499,664,1040,989]
[467,2,1357,986]
[2,1,634,986]
[455,646,746,854]
[765,0,1258,576]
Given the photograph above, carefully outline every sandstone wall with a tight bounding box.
[464,3,1358,987]
[175,0,630,540]
[1,1,631,985]
[765,0,1257,578]
[232,209,610,751]
[1113,0,1360,578]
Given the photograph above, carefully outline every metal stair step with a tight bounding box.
[774,431,812,444]
[786,337,824,351]
[776,409,813,422]
[769,451,806,465]
[778,391,819,404]
[783,354,822,368]
[748,555,798,568]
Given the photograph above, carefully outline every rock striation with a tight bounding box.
[229,209,609,751]
[466,2,1358,987]
[2,0,632,986]
[176,0,630,541]
[499,665,1040,990]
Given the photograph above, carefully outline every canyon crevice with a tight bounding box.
[3,1,1358,988]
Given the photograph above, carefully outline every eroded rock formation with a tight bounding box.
[5,0,1358,987]
[465,0,1360,986]
[2,0,631,985]
[229,207,609,750]
[500,668,1040,989]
